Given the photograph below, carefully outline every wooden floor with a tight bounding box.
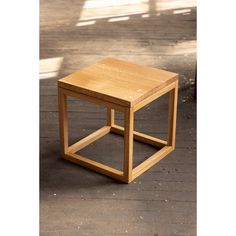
[40,0,196,235]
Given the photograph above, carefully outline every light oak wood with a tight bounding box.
[68,126,111,154]
[132,146,174,180]
[107,108,115,126]
[58,58,178,183]
[111,124,167,148]
[168,81,178,147]
[133,81,176,112]
[58,58,178,107]
[59,87,125,112]
[58,87,68,154]
[65,153,124,182]
[123,108,134,183]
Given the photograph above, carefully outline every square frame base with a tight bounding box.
[63,125,174,183]
[58,81,178,183]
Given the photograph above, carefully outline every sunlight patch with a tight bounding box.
[39,57,64,79]
[108,16,130,22]
[76,20,96,27]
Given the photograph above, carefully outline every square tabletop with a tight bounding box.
[58,58,178,107]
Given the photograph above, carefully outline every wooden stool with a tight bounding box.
[58,58,178,183]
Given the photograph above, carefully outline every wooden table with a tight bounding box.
[58,58,178,183]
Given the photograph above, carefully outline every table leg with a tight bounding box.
[123,107,134,183]
[58,87,69,155]
[167,81,178,148]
